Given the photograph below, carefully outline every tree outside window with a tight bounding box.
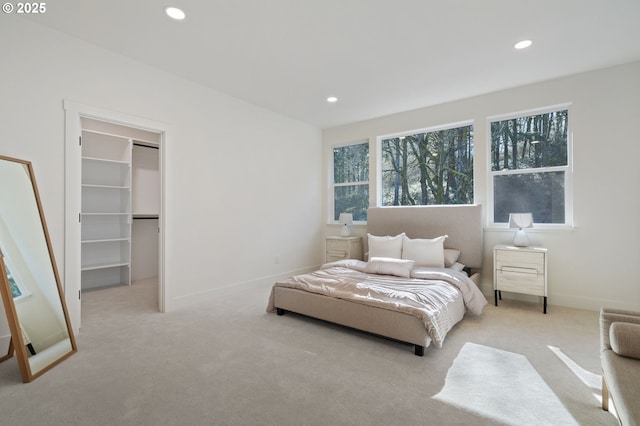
[380,124,474,206]
[332,141,369,221]
[490,108,570,224]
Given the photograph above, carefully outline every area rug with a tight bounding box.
[433,342,578,425]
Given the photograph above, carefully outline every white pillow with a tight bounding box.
[367,233,404,259]
[444,248,461,268]
[401,235,447,267]
[364,257,415,278]
[450,261,465,272]
[320,259,367,272]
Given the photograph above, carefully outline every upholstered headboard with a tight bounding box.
[366,205,483,269]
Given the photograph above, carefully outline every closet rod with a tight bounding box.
[133,142,159,149]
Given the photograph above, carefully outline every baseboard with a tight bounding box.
[485,289,640,312]
[547,293,640,312]
[168,264,321,312]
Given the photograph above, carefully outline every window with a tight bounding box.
[489,107,571,225]
[379,123,474,206]
[331,141,369,222]
[0,244,31,303]
[6,263,25,299]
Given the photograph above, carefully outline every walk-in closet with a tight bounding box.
[80,118,160,292]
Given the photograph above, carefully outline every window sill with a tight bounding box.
[484,225,575,232]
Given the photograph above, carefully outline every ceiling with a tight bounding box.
[23,0,640,128]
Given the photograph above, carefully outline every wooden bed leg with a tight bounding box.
[276,308,285,316]
[414,345,424,357]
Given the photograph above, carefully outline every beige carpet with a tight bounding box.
[434,342,579,425]
[0,277,618,425]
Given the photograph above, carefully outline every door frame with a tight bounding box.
[64,100,168,333]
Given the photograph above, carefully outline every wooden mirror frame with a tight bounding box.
[0,155,77,382]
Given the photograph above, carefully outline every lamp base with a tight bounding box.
[513,229,529,247]
[340,225,351,237]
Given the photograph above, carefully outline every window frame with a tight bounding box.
[487,104,573,228]
[329,139,370,224]
[376,120,475,207]
[0,241,32,303]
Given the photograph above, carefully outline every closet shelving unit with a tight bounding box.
[80,130,132,290]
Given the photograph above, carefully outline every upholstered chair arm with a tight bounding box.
[609,322,640,359]
[600,308,640,352]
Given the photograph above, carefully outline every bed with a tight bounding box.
[267,205,487,356]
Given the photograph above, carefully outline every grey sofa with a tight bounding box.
[600,308,640,426]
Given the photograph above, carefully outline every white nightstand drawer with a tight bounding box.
[325,236,363,263]
[496,269,545,296]
[327,249,347,258]
[326,239,347,251]
[495,251,544,273]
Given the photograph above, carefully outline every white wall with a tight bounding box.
[0,18,323,315]
[323,61,640,312]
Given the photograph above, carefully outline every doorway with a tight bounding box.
[64,100,166,333]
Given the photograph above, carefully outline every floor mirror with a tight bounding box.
[0,155,77,382]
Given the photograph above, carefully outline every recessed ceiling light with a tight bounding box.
[327,96,338,103]
[514,40,532,49]
[165,6,186,20]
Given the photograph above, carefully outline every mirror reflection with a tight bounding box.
[0,155,76,381]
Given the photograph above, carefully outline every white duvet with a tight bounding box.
[267,260,487,348]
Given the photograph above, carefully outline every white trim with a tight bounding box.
[486,104,573,227]
[486,102,572,122]
[377,119,475,141]
[484,225,575,232]
[376,120,475,207]
[328,139,369,224]
[170,265,320,312]
[63,100,169,332]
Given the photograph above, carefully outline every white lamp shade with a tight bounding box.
[338,213,353,236]
[508,213,533,229]
[338,213,353,226]
[508,213,533,247]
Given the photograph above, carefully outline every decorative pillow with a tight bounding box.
[610,322,640,360]
[320,259,367,272]
[367,233,405,259]
[444,248,461,268]
[450,261,466,272]
[364,257,415,278]
[401,235,447,267]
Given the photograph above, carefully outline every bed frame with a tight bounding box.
[273,204,483,356]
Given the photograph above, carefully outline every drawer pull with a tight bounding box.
[501,266,538,276]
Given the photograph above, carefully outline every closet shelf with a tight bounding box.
[82,184,130,190]
[82,128,133,142]
[82,237,130,244]
[81,128,132,290]
[81,261,129,272]
[82,156,130,166]
[82,212,130,216]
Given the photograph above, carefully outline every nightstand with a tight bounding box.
[493,245,548,313]
[325,236,363,263]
